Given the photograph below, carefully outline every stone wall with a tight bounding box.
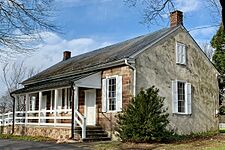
[0,125,71,140]
[135,27,220,134]
[76,66,133,134]
[98,66,133,137]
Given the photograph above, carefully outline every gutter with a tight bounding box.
[9,93,15,134]
[125,59,136,96]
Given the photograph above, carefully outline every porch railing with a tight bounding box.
[75,110,86,139]
[0,109,72,127]
[0,112,13,126]
[0,109,87,139]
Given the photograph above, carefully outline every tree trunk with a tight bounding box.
[220,0,225,30]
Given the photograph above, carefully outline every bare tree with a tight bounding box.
[0,0,56,60]
[200,42,215,60]
[0,93,12,113]
[0,60,40,112]
[124,0,224,27]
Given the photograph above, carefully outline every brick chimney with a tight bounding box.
[63,51,71,61]
[170,10,183,28]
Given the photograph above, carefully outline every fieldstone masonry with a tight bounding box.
[1,125,72,140]
[135,27,220,134]
[98,66,133,139]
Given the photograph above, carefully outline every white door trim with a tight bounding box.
[84,89,96,125]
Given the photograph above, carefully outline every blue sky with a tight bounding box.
[0,0,221,96]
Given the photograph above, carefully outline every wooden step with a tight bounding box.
[74,125,111,142]
[82,137,111,142]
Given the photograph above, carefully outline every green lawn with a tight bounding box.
[93,134,225,150]
[0,134,55,142]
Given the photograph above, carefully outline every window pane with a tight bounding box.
[177,82,185,113]
[108,78,116,111]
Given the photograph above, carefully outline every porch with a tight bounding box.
[0,72,102,139]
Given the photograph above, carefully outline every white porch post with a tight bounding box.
[74,86,78,130]
[54,89,58,126]
[14,95,18,125]
[65,89,67,110]
[38,92,42,125]
[74,86,79,110]
[25,94,29,126]
[50,90,53,111]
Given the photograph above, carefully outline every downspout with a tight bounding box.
[125,59,136,97]
[9,93,15,134]
[70,83,74,139]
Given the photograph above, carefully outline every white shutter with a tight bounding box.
[186,83,192,114]
[102,79,107,112]
[181,46,184,64]
[182,45,186,64]
[176,44,179,63]
[178,45,182,63]
[176,43,186,65]
[172,80,178,113]
[116,76,123,111]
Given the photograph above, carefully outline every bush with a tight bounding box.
[220,106,225,115]
[116,86,172,142]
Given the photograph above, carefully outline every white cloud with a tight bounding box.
[23,32,113,70]
[175,0,200,13]
[55,0,113,8]
[189,25,217,40]
[0,32,113,96]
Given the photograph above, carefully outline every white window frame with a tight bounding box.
[102,75,122,113]
[106,75,118,112]
[176,42,186,65]
[176,80,186,114]
[172,80,192,115]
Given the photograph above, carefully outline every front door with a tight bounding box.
[85,89,96,126]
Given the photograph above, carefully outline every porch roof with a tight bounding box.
[12,72,98,94]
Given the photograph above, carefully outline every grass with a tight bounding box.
[93,138,225,150]
[0,134,55,142]
[93,131,225,150]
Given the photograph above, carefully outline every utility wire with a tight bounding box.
[188,24,220,32]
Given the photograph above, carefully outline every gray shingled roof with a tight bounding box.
[23,27,173,85]
[12,72,97,94]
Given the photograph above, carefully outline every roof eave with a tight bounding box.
[23,58,127,86]
[129,25,183,59]
[181,26,220,75]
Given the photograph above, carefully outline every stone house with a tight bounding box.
[0,10,220,141]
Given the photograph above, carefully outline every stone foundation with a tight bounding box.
[0,125,72,140]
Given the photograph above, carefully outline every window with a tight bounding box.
[172,80,192,114]
[176,42,186,65]
[29,95,38,111]
[108,78,117,111]
[61,88,71,109]
[102,76,122,112]
[177,82,185,113]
